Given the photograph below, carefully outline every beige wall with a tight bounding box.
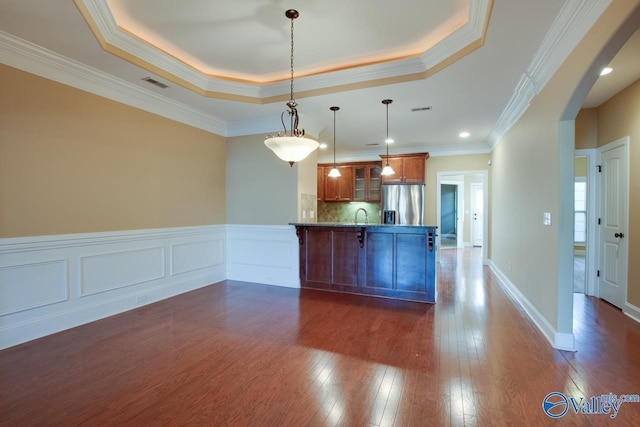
[0,64,226,238]
[490,0,640,333]
[575,108,598,149]
[226,133,315,225]
[595,78,640,305]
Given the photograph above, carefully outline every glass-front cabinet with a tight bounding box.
[353,163,382,202]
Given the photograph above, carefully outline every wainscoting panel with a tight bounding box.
[226,225,299,288]
[80,247,165,296]
[171,239,224,276]
[0,260,68,316]
[0,226,226,350]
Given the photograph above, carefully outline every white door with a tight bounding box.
[598,139,628,309]
[471,183,484,247]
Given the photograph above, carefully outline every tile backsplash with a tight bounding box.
[317,201,381,224]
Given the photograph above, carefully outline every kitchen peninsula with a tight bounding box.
[291,223,437,303]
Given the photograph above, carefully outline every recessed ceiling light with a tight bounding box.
[385,138,394,144]
[600,67,613,76]
[459,131,470,138]
[319,142,328,149]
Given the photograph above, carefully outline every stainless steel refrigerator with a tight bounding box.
[381,184,424,225]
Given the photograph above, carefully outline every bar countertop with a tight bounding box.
[289,222,436,229]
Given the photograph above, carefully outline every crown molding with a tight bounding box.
[487,0,612,149]
[77,0,492,100]
[316,142,491,163]
[0,31,226,136]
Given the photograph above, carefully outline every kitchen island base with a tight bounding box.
[293,224,436,303]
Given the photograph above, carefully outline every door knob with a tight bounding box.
[615,232,624,238]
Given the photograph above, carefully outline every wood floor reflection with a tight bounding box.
[2,248,640,426]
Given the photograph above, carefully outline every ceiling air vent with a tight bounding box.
[411,106,432,112]
[366,143,380,146]
[141,77,169,89]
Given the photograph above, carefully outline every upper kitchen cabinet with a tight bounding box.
[353,163,382,202]
[323,165,353,201]
[380,153,429,184]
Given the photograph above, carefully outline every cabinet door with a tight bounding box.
[324,166,352,201]
[336,166,353,201]
[324,168,339,201]
[402,157,425,183]
[368,166,382,201]
[381,158,404,184]
[353,166,367,201]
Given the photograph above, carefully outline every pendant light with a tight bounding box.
[264,9,319,166]
[328,106,341,178]
[381,99,395,176]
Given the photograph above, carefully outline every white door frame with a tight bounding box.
[470,182,484,247]
[595,136,630,309]
[437,170,489,265]
[575,149,597,296]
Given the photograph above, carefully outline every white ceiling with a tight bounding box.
[0,1,638,163]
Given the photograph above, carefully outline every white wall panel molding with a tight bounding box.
[488,260,576,351]
[0,260,68,316]
[80,247,166,296]
[0,225,226,350]
[226,225,300,288]
[171,239,225,276]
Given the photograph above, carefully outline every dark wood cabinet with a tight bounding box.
[294,224,436,303]
[380,153,429,184]
[323,166,353,201]
[318,162,381,202]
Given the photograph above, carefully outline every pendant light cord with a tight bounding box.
[289,16,295,105]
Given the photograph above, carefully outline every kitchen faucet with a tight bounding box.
[354,208,368,225]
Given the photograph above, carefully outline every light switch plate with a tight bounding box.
[543,212,551,226]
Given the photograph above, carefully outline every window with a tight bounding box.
[574,180,587,243]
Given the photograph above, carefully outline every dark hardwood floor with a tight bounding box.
[1,248,640,426]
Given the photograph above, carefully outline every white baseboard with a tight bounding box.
[0,225,226,350]
[488,260,576,351]
[624,302,640,324]
[226,224,300,288]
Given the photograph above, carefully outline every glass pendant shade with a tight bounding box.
[264,136,319,166]
[381,164,395,176]
[328,167,341,177]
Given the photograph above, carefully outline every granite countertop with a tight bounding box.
[289,222,436,229]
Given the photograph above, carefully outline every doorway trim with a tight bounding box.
[436,170,489,265]
[575,149,597,296]
[470,182,484,247]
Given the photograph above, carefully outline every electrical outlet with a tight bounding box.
[508,261,512,272]
[136,294,147,304]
